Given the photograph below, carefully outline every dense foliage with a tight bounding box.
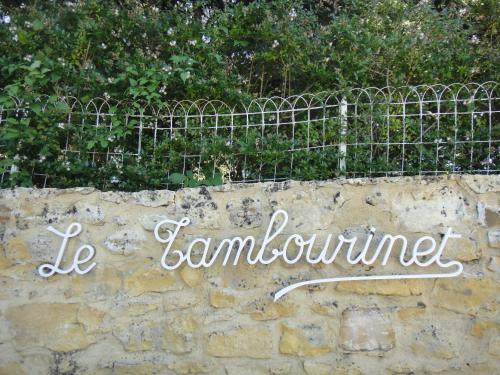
[0,0,498,189]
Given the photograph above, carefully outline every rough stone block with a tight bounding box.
[226,197,262,228]
[488,229,500,248]
[103,228,146,255]
[207,326,273,358]
[339,307,395,352]
[5,303,96,352]
[279,322,332,356]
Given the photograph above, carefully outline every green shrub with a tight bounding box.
[0,0,498,189]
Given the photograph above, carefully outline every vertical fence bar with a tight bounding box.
[339,97,348,173]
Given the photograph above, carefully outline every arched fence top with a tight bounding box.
[2,82,498,117]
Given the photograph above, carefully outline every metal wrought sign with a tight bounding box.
[38,210,463,301]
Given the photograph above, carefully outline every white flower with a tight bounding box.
[162,65,172,72]
[101,43,107,49]
[107,135,116,142]
[458,8,467,17]
[289,8,297,20]
[201,7,212,26]
[470,35,480,44]
[202,34,211,44]
[159,85,167,94]
[169,40,177,46]
[192,167,205,182]
[24,21,32,28]
[272,39,279,48]
[188,39,197,46]
[58,122,65,129]
[103,92,110,100]
[110,176,120,184]
[23,54,32,62]
[2,15,11,24]
[167,27,174,35]
[107,77,114,83]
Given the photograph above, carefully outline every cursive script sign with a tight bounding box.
[38,210,463,301]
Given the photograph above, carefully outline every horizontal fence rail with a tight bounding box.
[0,82,498,189]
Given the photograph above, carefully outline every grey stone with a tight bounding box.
[488,229,500,248]
[340,307,395,352]
[74,202,105,225]
[104,229,146,255]
[139,214,170,232]
[27,234,56,261]
[131,190,174,208]
[100,191,130,204]
[226,197,262,228]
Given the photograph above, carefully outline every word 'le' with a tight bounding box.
[38,223,96,277]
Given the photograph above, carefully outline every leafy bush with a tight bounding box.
[0,0,498,189]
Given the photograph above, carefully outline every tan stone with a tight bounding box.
[243,297,296,321]
[336,279,429,296]
[269,362,292,375]
[123,303,159,317]
[225,365,268,375]
[488,336,500,357]
[179,266,204,287]
[164,290,201,310]
[5,303,94,352]
[398,306,426,320]
[433,277,498,316]
[303,361,333,375]
[330,365,363,375]
[340,307,395,352]
[310,300,339,316]
[124,265,176,296]
[471,319,500,337]
[169,359,215,374]
[411,341,456,360]
[487,256,500,273]
[280,323,331,357]
[4,238,30,261]
[210,290,236,308]
[446,236,481,261]
[113,319,154,352]
[0,253,11,270]
[407,314,470,361]
[77,305,105,333]
[0,362,26,375]
[207,326,273,358]
[102,363,158,375]
[67,266,122,299]
[163,316,198,354]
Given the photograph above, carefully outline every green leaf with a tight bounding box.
[30,60,42,70]
[180,71,190,82]
[33,19,44,31]
[168,173,185,184]
[170,55,189,64]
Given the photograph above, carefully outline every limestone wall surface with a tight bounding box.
[0,175,498,375]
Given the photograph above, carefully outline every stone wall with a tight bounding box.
[0,175,498,375]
